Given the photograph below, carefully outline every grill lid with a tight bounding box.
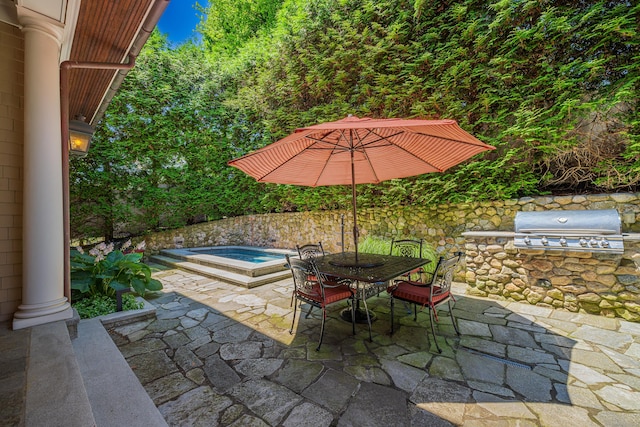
[515,209,621,235]
[514,209,623,253]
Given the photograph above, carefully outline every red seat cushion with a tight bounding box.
[297,283,321,299]
[390,282,449,307]
[298,284,352,305]
[391,282,431,305]
[322,285,354,304]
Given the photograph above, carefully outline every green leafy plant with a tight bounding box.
[360,236,438,274]
[70,241,162,299]
[72,294,143,319]
[358,236,390,255]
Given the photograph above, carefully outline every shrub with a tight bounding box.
[73,293,143,319]
[360,236,438,274]
[70,240,162,299]
[358,236,390,255]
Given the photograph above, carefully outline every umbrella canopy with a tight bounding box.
[228,115,495,261]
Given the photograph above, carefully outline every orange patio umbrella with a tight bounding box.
[228,115,495,263]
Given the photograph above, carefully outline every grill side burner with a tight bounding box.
[514,209,624,254]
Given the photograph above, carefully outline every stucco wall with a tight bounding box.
[0,22,24,322]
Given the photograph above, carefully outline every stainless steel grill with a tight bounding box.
[514,209,623,254]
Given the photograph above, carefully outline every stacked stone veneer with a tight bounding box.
[462,194,640,321]
[139,193,640,321]
[464,233,640,322]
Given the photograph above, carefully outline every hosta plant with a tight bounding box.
[70,241,162,299]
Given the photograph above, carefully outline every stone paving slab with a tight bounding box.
[104,266,640,426]
[0,324,29,426]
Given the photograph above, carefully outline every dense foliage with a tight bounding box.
[73,294,143,319]
[70,0,639,240]
[70,242,162,298]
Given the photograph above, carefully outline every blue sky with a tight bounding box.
[157,0,203,44]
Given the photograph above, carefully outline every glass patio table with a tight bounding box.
[313,252,431,323]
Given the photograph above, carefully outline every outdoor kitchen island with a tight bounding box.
[462,209,640,321]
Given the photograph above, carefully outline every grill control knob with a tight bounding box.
[523,236,531,245]
[541,236,549,245]
[579,238,588,247]
[601,238,610,248]
[559,237,568,246]
[589,238,598,247]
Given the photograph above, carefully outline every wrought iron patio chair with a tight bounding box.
[389,238,425,281]
[294,242,326,315]
[390,238,423,258]
[287,254,356,351]
[388,251,464,353]
[388,238,429,316]
[297,240,350,284]
[297,242,325,259]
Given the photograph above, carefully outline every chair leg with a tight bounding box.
[429,307,442,353]
[432,307,440,323]
[304,304,314,319]
[350,297,356,335]
[390,296,395,335]
[316,306,327,351]
[448,300,460,336]
[402,301,412,314]
[289,298,298,335]
[360,294,372,342]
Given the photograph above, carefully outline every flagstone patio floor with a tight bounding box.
[109,264,640,426]
[3,262,640,426]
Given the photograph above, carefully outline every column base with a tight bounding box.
[13,300,73,330]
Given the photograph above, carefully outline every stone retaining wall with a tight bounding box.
[139,192,640,320]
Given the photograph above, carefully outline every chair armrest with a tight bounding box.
[322,278,353,289]
[399,266,422,280]
[329,275,353,286]
[421,271,435,284]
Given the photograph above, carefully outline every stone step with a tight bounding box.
[26,321,96,426]
[149,254,292,288]
[72,317,168,427]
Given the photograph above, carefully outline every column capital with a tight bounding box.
[16,5,64,47]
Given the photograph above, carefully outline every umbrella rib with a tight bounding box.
[366,129,445,173]
[249,144,318,182]
[312,134,351,186]
[301,130,358,186]
[306,129,451,178]
[304,130,403,151]
[350,128,383,183]
[414,131,486,147]
[249,131,347,183]
[304,136,352,151]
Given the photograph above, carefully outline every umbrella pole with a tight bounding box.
[340,214,345,253]
[351,149,358,262]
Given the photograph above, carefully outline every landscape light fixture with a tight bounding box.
[68,115,94,156]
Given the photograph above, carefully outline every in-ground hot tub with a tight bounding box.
[155,246,297,288]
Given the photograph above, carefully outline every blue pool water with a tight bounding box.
[193,248,286,264]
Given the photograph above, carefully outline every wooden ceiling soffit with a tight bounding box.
[66,0,167,124]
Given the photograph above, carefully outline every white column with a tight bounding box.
[13,9,72,329]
